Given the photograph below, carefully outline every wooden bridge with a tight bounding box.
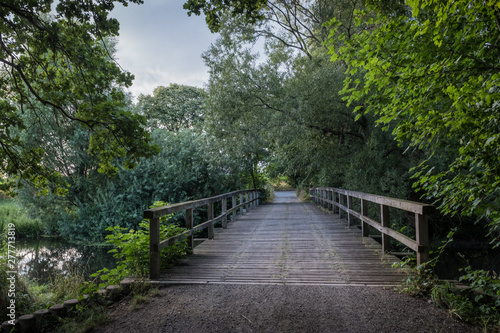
[144,189,433,286]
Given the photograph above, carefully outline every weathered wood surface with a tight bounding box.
[154,192,409,286]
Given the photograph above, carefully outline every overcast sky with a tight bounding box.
[110,0,218,99]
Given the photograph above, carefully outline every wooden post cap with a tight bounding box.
[49,304,66,317]
[18,314,35,333]
[63,299,79,310]
[33,309,50,318]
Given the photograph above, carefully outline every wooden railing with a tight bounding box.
[143,189,260,279]
[310,187,434,265]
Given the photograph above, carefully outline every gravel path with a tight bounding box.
[92,284,478,333]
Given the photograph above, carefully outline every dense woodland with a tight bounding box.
[0,0,499,330]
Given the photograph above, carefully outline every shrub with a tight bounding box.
[84,201,188,292]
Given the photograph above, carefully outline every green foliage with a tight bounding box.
[53,303,110,333]
[19,126,240,242]
[183,0,266,32]
[431,268,500,331]
[0,0,157,193]
[395,228,500,330]
[136,83,206,131]
[395,229,456,297]
[0,199,44,238]
[329,0,500,246]
[86,201,188,292]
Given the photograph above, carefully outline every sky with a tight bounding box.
[110,0,219,99]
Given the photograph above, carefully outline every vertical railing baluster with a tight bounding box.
[149,217,160,279]
[185,208,193,251]
[416,213,429,265]
[380,204,391,253]
[208,202,214,239]
[222,198,227,229]
[240,193,244,215]
[347,194,352,227]
[232,195,237,221]
[361,199,369,237]
[339,193,343,218]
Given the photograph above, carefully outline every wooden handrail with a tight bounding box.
[310,187,434,266]
[144,189,261,279]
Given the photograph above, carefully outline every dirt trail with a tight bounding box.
[92,284,478,333]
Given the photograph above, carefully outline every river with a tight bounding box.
[16,238,116,284]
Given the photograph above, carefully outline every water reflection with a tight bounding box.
[16,239,116,284]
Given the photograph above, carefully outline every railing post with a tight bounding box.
[339,193,343,218]
[347,195,352,227]
[240,193,244,215]
[416,213,429,265]
[185,208,194,251]
[361,199,369,237]
[222,198,227,229]
[328,189,333,211]
[380,204,391,253]
[149,217,160,279]
[232,195,237,221]
[208,202,214,239]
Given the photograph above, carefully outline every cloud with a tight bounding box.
[110,0,218,98]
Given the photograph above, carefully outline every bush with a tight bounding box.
[84,201,188,292]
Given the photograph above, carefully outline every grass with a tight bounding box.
[0,199,45,238]
[129,287,160,311]
[54,304,110,333]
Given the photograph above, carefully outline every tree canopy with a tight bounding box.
[328,0,500,245]
[0,0,157,193]
[183,0,267,32]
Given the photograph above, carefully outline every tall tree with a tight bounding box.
[0,0,157,193]
[329,0,500,245]
[136,84,206,132]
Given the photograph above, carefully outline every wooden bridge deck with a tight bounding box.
[154,192,409,286]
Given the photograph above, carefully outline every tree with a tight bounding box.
[0,0,157,193]
[136,84,206,132]
[200,6,413,194]
[183,0,267,32]
[329,0,500,245]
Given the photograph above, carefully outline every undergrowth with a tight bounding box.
[82,201,189,293]
[394,229,500,332]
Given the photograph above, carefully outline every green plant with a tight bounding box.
[84,201,188,292]
[395,228,456,296]
[130,287,160,311]
[54,303,110,333]
[0,200,44,238]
